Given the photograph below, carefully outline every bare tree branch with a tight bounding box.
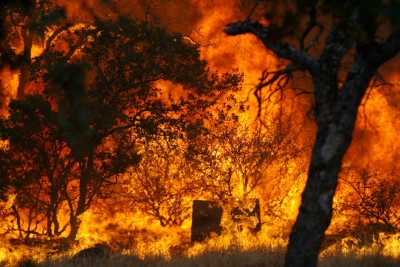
[369,32,400,67]
[224,20,317,70]
[43,22,74,53]
[300,0,323,52]
[253,63,303,118]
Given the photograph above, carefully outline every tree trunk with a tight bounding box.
[284,72,370,266]
[223,14,400,267]
[285,126,352,266]
[11,205,23,238]
[68,213,80,240]
[67,156,92,239]
[16,30,33,100]
[17,61,29,100]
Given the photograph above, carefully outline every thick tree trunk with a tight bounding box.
[284,123,353,267]
[285,64,372,266]
[223,14,400,267]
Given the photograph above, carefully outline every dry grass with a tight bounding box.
[319,254,400,267]
[35,248,284,267]
[9,231,400,267]
[26,248,400,267]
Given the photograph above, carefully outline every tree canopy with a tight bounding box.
[1,16,242,239]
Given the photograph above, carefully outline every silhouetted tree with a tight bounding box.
[225,1,400,266]
[124,137,199,227]
[0,0,70,100]
[0,0,34,69]
[0,94,73,237]
[338,167,400,233]
[15,17,241,239]
[187,105,304,202]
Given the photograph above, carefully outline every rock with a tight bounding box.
[109,254,143,267]
[71,243,112,263]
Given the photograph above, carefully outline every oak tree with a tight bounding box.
[3,17,241,239]
[0,94,73,238]
[225,1,400,266]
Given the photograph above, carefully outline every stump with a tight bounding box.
[191,200,223,243]
[191,199,262,243]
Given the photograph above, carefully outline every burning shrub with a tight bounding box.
[187,113,307,222]
[337,166,400,233]
[123,138,198,227]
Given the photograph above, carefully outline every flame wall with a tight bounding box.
[1,1,400,265]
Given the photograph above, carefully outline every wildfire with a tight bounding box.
[1,0,400,266]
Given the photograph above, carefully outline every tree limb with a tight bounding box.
[369,32,400,67]
[43,22,74,53]
[300,0,323,52]
[254,63,303,117]
[224,20,316,70]
[320,26,355,71]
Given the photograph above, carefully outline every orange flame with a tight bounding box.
[1,1,400,266]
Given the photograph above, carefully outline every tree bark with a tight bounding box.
[284,59,374,266]
[284,123,353,267]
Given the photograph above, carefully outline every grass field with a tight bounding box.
[25,249,400,267]
[3,226,400,267]
[11,233,400,267]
